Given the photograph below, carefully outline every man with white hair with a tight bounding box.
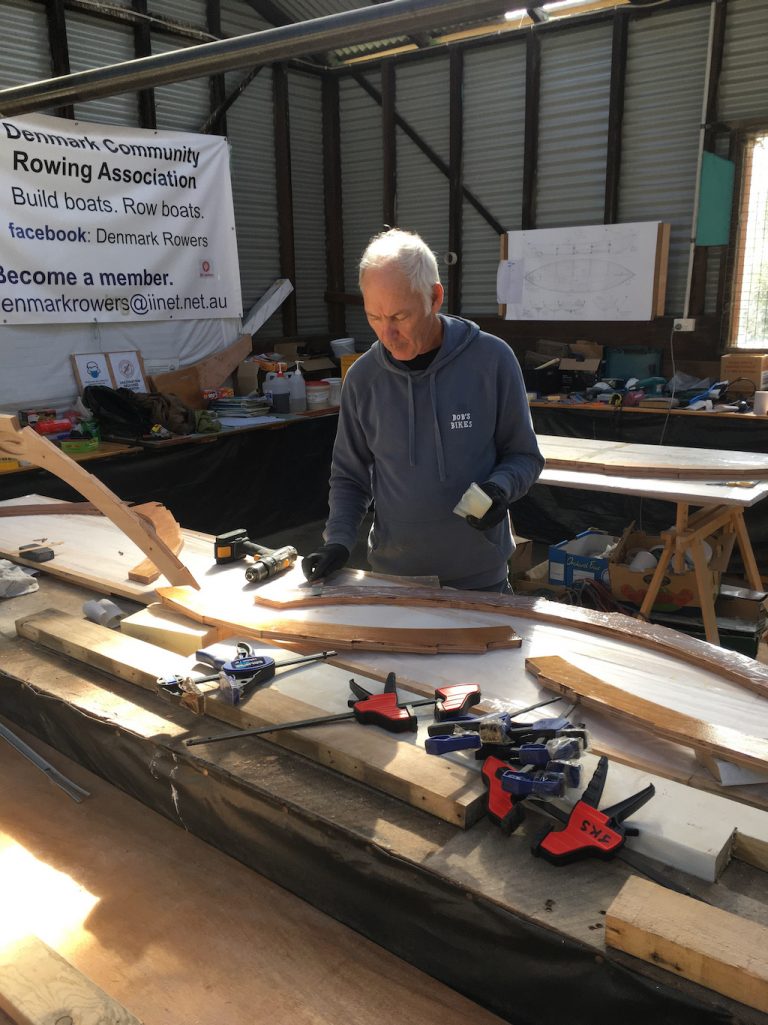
[302,228,543,592]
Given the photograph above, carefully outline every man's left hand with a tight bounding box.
[466,482,509,531]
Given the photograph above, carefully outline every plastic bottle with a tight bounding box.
[264,364,291,412]
[289,360,307,413]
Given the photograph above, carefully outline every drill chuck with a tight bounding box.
[244,545,298,582]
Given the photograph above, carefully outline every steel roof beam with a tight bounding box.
[0,0,509,115]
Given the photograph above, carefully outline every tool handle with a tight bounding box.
[500,768,565,798]
[481,757,526,835]
[425,733,482,756]
[352,692,417,733]
[434,684,481,720]
[535,801,624,864]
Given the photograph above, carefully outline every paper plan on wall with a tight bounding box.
[499,222,664,321]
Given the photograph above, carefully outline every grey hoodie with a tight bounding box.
[324,315,544,589]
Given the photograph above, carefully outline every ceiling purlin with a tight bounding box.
[240,0,330,64]
[526,7,549,23]
[368,0,433,48]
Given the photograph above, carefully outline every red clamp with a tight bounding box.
[532,756,655,865]
[481,756,526,835]
[348,673,417,733]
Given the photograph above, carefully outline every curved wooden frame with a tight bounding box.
[252,583,768,699]
[0,415,198,589]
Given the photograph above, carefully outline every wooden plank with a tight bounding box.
[605,875,768,1013]
[14,610,486,828]
[156,585,522,654]
[120,602,218,656]
[0,421,198,588]
[526,655,768,775]
[0,934,143,1025]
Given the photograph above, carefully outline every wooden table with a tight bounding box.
[538,466,768,644]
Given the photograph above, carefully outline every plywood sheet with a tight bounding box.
[0,496,215,601]
[538,435,768,480]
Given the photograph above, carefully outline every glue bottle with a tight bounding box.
[289,360,307,413]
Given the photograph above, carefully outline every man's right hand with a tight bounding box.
[301,543,350,582]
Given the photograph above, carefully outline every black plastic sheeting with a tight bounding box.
[0,674,734,1025]
[513,408,768,568]
[0,417,338,539]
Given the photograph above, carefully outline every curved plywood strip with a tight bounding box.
[0,415,198,589]
[251,583,768,700]
[156,585,521,653]
[527,655,768,776]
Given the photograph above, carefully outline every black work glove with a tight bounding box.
[466,482,509,531]
[302,543,350,582]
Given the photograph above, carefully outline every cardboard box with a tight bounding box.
[548,529,617,587]
[508,534,533,578]
[273,340,335,378]
[720,353,768,394]
[716,583,768,625]
[515,559,570,599]
[559,340,604,375]
[236,360,262,396]
[609,527,726,612]
[341,353,363,379]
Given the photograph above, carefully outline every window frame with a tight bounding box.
[724,126,768,354]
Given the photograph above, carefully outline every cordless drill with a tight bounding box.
[214,528,297,582]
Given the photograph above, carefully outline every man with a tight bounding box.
[302,228,543,592]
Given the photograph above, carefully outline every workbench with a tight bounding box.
[2,571,768,1025]
[538,467,768,644]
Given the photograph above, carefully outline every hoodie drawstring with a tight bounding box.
[429,375,446,482]
[407,375,416,468]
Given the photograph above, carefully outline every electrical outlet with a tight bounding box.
[673,318,696,332]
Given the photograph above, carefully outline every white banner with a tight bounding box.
[0,113,242,324]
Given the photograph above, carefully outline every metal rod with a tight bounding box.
[0,722,90,802]
[0,0,510,116]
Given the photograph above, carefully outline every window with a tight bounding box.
[730,131,768,349]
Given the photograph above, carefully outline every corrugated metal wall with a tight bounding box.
[395,56,450,270]
[67,13,137,126]
[618,5,710,315]
[462,40,527,315]
[219,1,282,331]
[537,23,612,229]
[339,72,382,343]
[151,0,211,134]
[289,69,327,334]
[0,0,50,94]
[719,0,768,123]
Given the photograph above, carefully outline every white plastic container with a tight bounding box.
[264,366,291,412]
[289,361,307,413]
[322,377,342,406]
[306,380,331,410]
[331,337,355,357]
